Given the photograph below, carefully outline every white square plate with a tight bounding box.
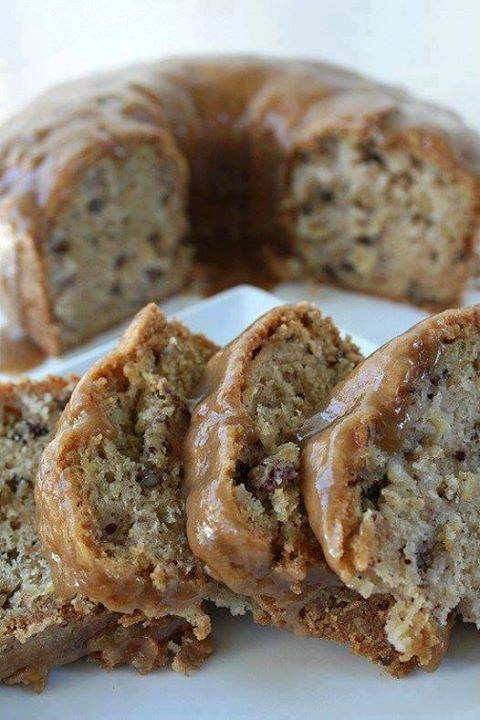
[4,285,376,382]
[4,285,480,720]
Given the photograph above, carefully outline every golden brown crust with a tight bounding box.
[0,219,60,354]
[0,57,479,352]
[35,304,217,625]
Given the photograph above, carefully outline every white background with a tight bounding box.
[1,0,480,129]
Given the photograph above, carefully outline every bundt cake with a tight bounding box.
[0,57,479,354]
[184,303,418,675]
[301,305,480,670]
[36,304,217,645]
[0,376,210,692]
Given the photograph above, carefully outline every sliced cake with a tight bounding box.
[185,303,362,599]
[36,304,218,642]
[0,376,210,692]
[301,306,480,669]
[184,303,418,675]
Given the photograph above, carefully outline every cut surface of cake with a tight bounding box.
[0,376,210,692]
[301,306,480,668]
[36,304,218,641]
[284,128,477,309]
[184,302,419,675]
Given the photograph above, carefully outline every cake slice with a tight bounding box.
[0,376,210,692]
[184,303,417,675]
[36,304,218,642]
[301,306,480,669]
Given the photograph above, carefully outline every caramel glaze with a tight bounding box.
[0,327,45,373]
[35,304,217,628]
[0,610,188,688]
[1,57,480,354]
[300,306,480,666]
[184,304,347,608]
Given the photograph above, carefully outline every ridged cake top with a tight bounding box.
[1,56,479,241]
